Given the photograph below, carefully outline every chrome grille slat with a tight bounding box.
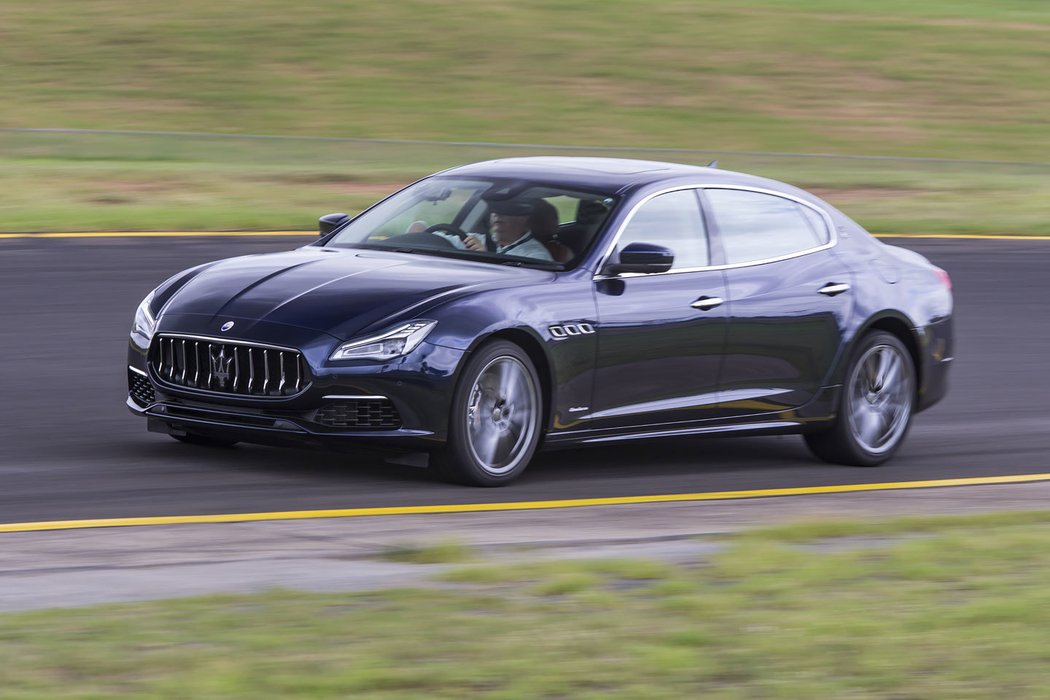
[149,335,308,398]
[263,349,270,394]
[204,342,212,389]
[166,339,174,380]
[248,348,255,393]
[179,340,188,384]
[278,352,287,394]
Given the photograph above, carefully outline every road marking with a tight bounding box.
[2,473,1050,533]
[2,231,1050,240]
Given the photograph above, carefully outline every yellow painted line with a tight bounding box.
[2,473,1050,534]
[1,231,1049,241]
[0,231,314,239]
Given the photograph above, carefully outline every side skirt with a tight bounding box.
[542,385,842,448]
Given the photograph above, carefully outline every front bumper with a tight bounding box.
[127,329,466,450]
[128,396,437,450]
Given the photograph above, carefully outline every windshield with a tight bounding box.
[325,177,618,268]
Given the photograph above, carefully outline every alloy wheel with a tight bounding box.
[846,343,913,455]
[464,355,540,475]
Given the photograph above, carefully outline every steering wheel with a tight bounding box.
[425,223,469,241]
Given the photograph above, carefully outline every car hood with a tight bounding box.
[160,247,550,339]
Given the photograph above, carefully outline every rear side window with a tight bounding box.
[704,189,830,265]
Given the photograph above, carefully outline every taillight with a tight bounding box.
[935,268,952,292]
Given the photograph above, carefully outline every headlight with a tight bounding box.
[131,292,157,343]
[330,320,437,361]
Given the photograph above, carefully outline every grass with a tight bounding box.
[1,1,1049,233]
[2,0,1049,160]
[4,511,1050,697]
[2,134,1048,234]
[378,539,475,565]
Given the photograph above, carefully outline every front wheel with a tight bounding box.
[436,340,543,486]
[805,331,915,466]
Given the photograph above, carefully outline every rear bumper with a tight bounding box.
[917,317,953,412]
[918,356,952,412]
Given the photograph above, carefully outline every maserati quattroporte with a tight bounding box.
[128,158,953,485]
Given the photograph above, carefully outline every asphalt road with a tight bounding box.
[1,235,1047,525]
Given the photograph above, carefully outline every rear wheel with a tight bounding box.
[436,340,543,486]
[805,331,915,466]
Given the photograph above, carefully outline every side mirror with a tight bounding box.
[319,212,351,237]
[605,242,674,275]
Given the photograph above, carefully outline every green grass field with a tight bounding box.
[3,0,1049,158]
[4,511,1050,698]
[1,0,1048,232]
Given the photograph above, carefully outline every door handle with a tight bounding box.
[690,296,724,311]
[818,283,850,296]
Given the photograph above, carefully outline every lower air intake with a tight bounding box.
[128,369,155,407]
[314,400,401,429]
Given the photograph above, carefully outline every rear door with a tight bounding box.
[701,187,853,415]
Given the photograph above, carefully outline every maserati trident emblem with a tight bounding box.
[209,346,234,388]
[220,321,235,332]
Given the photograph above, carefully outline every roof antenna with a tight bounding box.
[707,159,719,168]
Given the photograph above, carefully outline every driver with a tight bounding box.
[433,199,554,262]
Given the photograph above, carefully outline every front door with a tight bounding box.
[589,188,728,431]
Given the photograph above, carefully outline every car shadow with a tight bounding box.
[121,432,825,493]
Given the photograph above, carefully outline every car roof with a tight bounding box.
[437,156,775,194]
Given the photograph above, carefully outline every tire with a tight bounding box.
[435,340,543,486]
[171,432,239,448]
[805,331,915,466]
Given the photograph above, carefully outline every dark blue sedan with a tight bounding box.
[128,157,953,485]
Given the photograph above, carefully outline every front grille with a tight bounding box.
[314,400,401,429]
[128,369,155,407]
[150,335,309,398]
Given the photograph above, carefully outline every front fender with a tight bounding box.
[424,276,600,433]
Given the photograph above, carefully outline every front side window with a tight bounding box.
[704,189,830,265]
[615,189,709,270]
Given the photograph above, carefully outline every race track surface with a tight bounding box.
[1,235,1046,524]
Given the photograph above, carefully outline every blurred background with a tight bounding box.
[1,0,1048,235]
[3,3,1050,696]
